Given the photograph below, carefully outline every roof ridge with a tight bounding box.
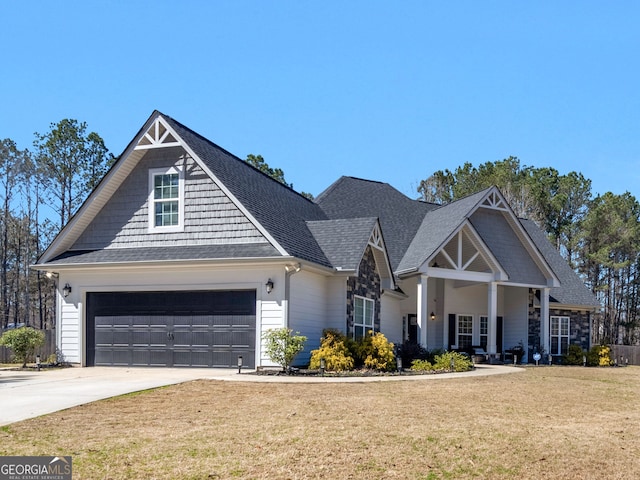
[161,112,315,203]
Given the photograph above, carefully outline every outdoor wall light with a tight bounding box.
[285,263,301,273]
[430,311,436,321]
[62,283,72,298]
[237,355,243,374]
[265,279,274,294]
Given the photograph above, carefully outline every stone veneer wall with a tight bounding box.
[346,245,381,336]
[527,289,592,362]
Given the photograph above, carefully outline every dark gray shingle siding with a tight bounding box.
[72,148,266,250]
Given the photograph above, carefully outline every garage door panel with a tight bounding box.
[113,331,133,345]
[87,290,256,368]
[132,316,152,327]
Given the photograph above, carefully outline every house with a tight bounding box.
[34,111,600,368]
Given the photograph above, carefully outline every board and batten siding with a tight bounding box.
[288,271,329,366]
[72,147,267,250]
[380,293,403,345]
[59,300,81,363]
[56,265,285,366]
[501,286,529,359]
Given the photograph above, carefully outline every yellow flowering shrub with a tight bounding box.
[597,345,613,366]
[361,331,395,371]
[309,330,354,372]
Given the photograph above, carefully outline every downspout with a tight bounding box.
[283,263,301,329]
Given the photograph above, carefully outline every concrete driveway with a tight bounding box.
[0,364,523,426]
[0,366,236,426]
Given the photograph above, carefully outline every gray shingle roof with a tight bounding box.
[162,114,332,267]
[47,244,281,265]
[306,217,379,271]
[520,219,600,307]
[397,188,492,273]
[316,177,437,270]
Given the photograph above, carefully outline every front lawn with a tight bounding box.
[1,366,639,479]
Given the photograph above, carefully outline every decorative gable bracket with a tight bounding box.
[368,223,384,251]
[135,118,181,150]
[480,191,508,211]
[427,223,508,282]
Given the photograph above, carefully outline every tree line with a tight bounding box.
[2,122,638,346]
[1,120,114,330]
[419,157,640,345]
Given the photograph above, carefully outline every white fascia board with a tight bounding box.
[382,288,408,300]
[424,267,495,283]
[396,267,418,277]
[161,119,289,257]
[33,256,339,276]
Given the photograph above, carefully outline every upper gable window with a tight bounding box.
[148,166,184,232]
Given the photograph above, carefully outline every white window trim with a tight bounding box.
[353,295,375,339]
[148,166,185,233]
[479,315,488,349]
[456,314,474,349]
[550,315,570,355]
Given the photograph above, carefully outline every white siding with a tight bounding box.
[325,277,347,332]
[502,286,529,360]
[380,293,403,345]
[59,300,81,363]
[289,271,328,366]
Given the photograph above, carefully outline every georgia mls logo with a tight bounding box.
[0,456,72,480]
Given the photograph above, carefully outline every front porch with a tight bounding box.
[397,275,553,365]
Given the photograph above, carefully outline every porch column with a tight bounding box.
[540,287,550,357]
[417,274,429,347]
[487,281,498,355]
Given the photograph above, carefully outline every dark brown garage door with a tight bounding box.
[86,290,256,368]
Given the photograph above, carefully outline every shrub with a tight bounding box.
[0,327,45,368]
[360,331,395,371]
[262,328,307,372]
[396,340,429,367]
[410,359,433,371]
[432,351,473,372]
[309,330,354,372]
[563,344,585,365]
[586,345,613,367]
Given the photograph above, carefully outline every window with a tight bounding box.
[353,296,374,340]
[149,167,184,232]
[550,316,570,355]
[479,315,488,350]
[457,314,473,349]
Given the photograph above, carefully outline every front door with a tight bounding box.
[408,314,418,344]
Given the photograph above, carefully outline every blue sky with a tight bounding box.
[2,1,638,199]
